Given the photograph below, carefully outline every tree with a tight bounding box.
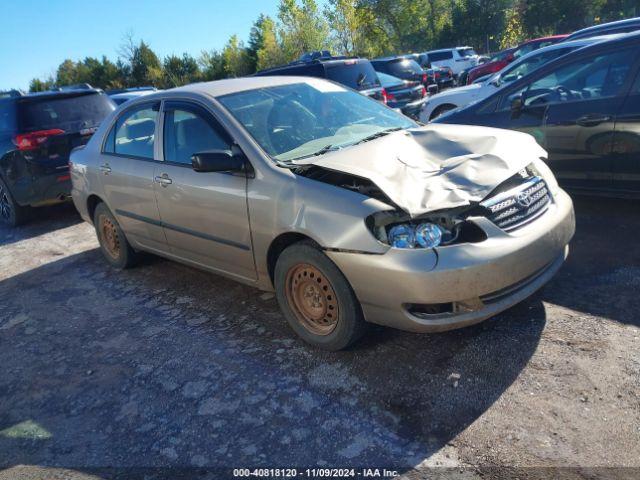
[222,35,253,77]
[29,77,54,92]
[199,50,226,81]
[278,0,332,59]
[163,53,200,87]
[255,16,288,70]
[324,0,360,55]
[501,3,525,48]
[130,41,163,87]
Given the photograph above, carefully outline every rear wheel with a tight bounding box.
[93,202,138,269]
[0,177,30,227]
[274,242,367,350]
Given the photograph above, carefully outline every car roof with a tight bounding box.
[138,76,348,100]
[519,34,568,45]
[372,55,416,62]
[424,47,473,54]
[566,16,640,40]
[512,32,631,57]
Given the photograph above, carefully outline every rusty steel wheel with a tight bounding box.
[99,214,121,260]
[285,263,339,336]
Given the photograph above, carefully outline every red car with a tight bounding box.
[466,34,568,84]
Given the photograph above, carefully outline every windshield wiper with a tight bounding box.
[353,127,404,146]
[288,144,339,162]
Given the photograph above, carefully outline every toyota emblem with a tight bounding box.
[516,192,532,208]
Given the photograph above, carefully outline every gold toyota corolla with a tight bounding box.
[70,77,575,350]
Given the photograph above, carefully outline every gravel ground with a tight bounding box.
[0,197,638,479]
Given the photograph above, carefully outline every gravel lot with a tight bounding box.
[0,197,638,479]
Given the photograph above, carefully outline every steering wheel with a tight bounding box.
[553,85,573,101]
[267,96,317,153]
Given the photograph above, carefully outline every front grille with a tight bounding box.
[481,176,551,232]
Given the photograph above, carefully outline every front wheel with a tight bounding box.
[274,242,367,350]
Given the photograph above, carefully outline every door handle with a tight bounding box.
[99,163,112,174]
[154,174,173,187]
[576,114,612,127]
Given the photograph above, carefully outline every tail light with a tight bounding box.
[420,86,427,98]
[422,73,428,84]
[435,72,441,80]
[381,88,388,104]
[386,91,396,101]
[13,129,65,151]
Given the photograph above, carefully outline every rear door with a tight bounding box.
[99,101,167,252]
[154,100,255,281]
[611,67,640,193]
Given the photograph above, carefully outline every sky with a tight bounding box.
[0,0,303,91]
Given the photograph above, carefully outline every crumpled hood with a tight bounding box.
[303,123,547,217]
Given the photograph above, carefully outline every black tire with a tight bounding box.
[274,241,367,351]
[430,104,457,121]
[93,202,138,269]
[0,177,31,227]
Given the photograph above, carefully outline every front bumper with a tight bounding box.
[326,189,575,333]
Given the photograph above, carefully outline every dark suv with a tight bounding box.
[254,54,386,103]
[0,87,115,226]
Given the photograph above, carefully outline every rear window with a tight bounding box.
[428,51,453,61]
[386,59,423,76]
[324,61,381,90]
[18,93,115,132]
[457,48,477,58]
[0,101,16,133]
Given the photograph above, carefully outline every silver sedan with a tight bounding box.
[70,76,575,350]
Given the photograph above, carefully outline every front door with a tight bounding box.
[534,49,637,192]
[611,69,640,193]
[99,102,167,252]
[154,101,256,281]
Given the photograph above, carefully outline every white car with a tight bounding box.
[419,35,622,122]
[420,47,480,76]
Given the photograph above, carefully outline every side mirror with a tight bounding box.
[510,94,524,117]
[191,150,246,174]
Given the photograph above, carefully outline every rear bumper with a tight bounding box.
[12,170,72,207]
[326,189,575,333]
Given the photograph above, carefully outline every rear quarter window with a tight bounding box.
[429,51,454,61]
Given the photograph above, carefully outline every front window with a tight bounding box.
[218,81,416,163]
[498,48,574,86]
[498,49,635,110]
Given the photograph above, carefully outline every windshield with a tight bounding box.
[324,61,381,90]
[218,81,416,163]
[493,47,575,86]
[457,48,477,58]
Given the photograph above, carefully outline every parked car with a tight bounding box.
[408,54,455,90]
[465,47,516,85]
[419,47,480,77]
[0,87,115,226]
[109,87,159,105]
[434,32,640,197]
[420,35,617,121]
[564,16,640,41]
[370,56,433,89]
[376,72,427,119]
[71,76,574,350]
[511,35,568,60]
[255,54,386,104]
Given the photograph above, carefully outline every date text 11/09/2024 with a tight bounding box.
[233,468,400,478]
